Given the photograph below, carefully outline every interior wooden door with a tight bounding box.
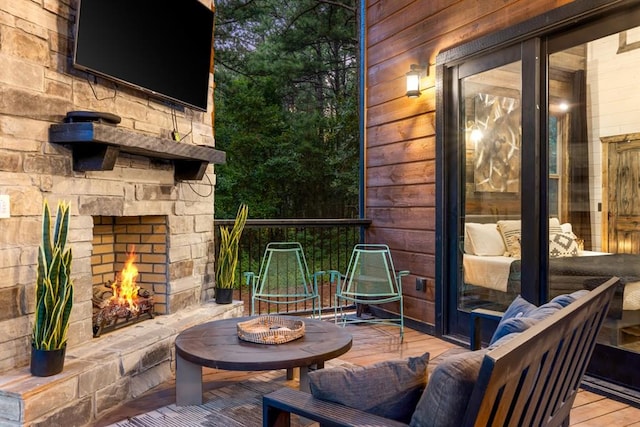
[602,133,640,253]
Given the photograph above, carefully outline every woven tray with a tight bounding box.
[237,316,305,344]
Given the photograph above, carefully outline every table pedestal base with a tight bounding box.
[176,357,325,405]
[176,353,203,406]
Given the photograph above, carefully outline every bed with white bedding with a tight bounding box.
[462,217,640,315]
[463,251,640,311]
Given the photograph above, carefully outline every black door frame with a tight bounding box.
[436,0,640,400]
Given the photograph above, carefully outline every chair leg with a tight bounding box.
[399,300,404,343]
[334,296,345,327]
[315,295,321,319]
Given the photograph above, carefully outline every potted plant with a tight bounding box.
[215,204,248,304]
[31,200,73,377]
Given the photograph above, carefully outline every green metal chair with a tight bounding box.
[244,242,323,318]
[334,244,409,340]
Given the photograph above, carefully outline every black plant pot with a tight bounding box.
[215,287,234,304]
[31,345,66,377]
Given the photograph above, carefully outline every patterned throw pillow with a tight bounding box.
[549,232,579,258]
[498,218,573,258]
[496,220,521,257]
[308,352,430,423]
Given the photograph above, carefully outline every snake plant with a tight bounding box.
[216,204,248,289]
[32,200,73,351]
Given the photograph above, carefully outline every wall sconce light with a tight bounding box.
[406,64,427,98]
[470,126,483,143]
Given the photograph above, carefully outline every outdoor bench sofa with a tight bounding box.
[262,276,618,427]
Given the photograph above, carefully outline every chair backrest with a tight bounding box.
[463,276,618,427]
[254,242,315,298]
[341,244,401,297]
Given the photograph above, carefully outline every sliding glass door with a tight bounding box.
[458,55,522,313]
[438,1,640,397]
[547,21,640,392]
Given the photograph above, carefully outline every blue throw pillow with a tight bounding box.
[490,291,585,344]
[550,289,589,307]
[489,316,538,343]
[489,295,537,344]
[501,295,537,319]
[527,301,563,321]
[308,352,430,423]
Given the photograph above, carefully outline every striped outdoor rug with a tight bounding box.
[106,359,353,427]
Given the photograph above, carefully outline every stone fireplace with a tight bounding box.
[0,133,248,426]
[0,1,246,425]
[0,132,247,427]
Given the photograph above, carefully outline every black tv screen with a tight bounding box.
[74,0,214,111]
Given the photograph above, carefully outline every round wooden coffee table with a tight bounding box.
[175,315,353,405]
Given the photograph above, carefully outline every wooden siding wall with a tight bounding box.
[364,0,575,327]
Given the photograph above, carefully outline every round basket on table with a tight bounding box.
[237,316,305,344]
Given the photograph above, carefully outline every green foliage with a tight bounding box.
[216,204,249,288]
[32,200,73,351]
[214,0,359,219]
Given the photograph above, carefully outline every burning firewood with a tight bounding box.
[92,248,155,337]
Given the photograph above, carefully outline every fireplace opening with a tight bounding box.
[91,216,168,337]
[92,248,155,336]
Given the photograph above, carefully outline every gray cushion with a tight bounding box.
[409,349,486,427]
[410,335,520,427]
[308,352,430,423]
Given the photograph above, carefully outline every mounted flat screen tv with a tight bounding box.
[73,0,214,111]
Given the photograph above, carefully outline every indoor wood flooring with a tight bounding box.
[94,321,640,426]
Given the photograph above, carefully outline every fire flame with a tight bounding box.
[110,249,141,314]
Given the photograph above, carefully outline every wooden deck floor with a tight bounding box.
[95,321,640,426]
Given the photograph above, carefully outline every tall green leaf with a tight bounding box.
[32,200,73,351]
[216,204,249,288]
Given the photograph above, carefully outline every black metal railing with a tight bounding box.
[214,218,371,316]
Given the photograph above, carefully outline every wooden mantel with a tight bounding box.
[49,122,226,181]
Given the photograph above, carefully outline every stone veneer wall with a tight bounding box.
[0,0,219,374]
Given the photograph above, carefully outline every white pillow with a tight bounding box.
[560,222,579,239]
[549,217,563,235]
[465,223,506,256]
